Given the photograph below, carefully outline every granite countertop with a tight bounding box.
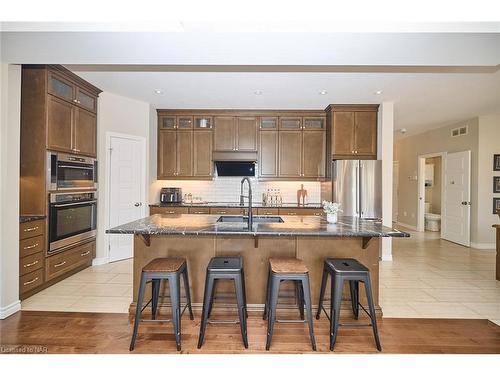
[107,214,409,238]
[20,215,46,224]
[149,202,323,209]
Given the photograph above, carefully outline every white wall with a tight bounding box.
[476,113,500,248]
[95,92,151,264]
[378,101,394,261]
[0,64,22,319]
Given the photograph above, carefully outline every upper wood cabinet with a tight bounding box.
[260,117,278,130]
[74,108,97,156]
[259,130,279,178]
[279,131,303,177]
[213,116,258,152]
[327,105,378,160]
[236,117,258,151]
[214,116,236,151]
[157,113,214,179]
[48,71,98,113]
[193,131,213,177]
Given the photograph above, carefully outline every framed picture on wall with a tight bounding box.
[494,154,500,171]
[494,197,500,214]
[494,176,500,194]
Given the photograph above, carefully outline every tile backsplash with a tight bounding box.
[150,178,322,205]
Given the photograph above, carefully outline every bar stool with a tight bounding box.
[130,257,194,351]
[197,256,248,349]
[263,258,316,351]
[316,258,381,351]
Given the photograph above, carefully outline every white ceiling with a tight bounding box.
[74,69,500,134]
[1,29,499,134]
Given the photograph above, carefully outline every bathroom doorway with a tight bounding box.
[417,152,446,235]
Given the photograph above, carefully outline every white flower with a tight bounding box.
[322,200,343,214]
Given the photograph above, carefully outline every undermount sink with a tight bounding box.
[216,215,284,224]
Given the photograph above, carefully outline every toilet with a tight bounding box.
[424,202,441,232]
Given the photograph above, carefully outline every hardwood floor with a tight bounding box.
[1,311,500,354]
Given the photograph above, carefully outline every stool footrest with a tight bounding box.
[141,319,172,323]
[208,319,240,324]
[276,319,307,324]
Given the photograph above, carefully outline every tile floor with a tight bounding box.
[381,228,500,325]
[21,258,133,313]
[21,230,500,326]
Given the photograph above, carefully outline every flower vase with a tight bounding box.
[327,213,338,224]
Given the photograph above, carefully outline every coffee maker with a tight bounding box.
[160,188,183,204]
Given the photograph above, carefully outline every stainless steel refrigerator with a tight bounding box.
[331,160,382,219]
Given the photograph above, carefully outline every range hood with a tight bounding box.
[212,151,257,162]
[215,161,255,177]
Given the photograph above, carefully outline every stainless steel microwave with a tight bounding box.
[47,152,97,191]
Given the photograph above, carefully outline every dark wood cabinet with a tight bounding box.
[259,130,279,177]
[214,116,236,151]
[74,108,97,156]
[19,219,46,299]
[47,95,73,152]
[158,130,177,177]
[193,131,213,177]
[176,131,193,176]
[279,131,303,177]
[302,131,326,177]
[157,119,213,179]
[214,116,258,152]
[327,105,378,160]
[236,117,258,151]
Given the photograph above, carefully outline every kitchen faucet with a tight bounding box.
[240,177,253,231]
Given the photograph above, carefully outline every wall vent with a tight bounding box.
[451,125,468,137]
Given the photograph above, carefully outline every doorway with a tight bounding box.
[107,133,147,262]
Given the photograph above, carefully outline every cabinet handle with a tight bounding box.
[194,211,205,214]
[218,211,227,214]
[166,211,175,214]
[80,251,91,257]
[23,277,39,286]
[288,212,297,215]
[73,99,78,103]
[54,261,67,268]
[24,226,39,232]
[23,243,39,250]
[23,260,39,268]
[314,213,321,216]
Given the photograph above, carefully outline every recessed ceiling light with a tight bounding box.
[254,90,263,95]
[375,90,383,95]
[319,90,328,95]
[154,89,164,95]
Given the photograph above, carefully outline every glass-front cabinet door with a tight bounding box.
[194,116,213,129]
[177,116,194,129]
[279,117,302,130]
[303,117,325,130]
[159,116,176,129]
[260,117,278,130]
[48,72,75,102]
[75,88,97,113]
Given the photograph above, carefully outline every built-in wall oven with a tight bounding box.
[48,191,97,253]
[48,152,97,191]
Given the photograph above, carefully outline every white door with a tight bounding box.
[109,135,145,262]
[442,150,471,246]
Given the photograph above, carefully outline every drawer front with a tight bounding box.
[188,207,210,214]
[279,208,324,216]
[19,235,45,257]
[256,208,280,215]
[20,252,44,276]
[46,241,95,281]
[20,220,45,240]
[150,207,189,215]
[20,268,44,295]
[210,207,246,215]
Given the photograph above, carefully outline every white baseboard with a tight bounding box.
[396,222,417,231]
[92,257,109,266]
[0,300,21,319]
[470,242,496,250]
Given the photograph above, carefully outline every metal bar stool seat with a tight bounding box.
[130,257,194,351]
[316,257,381,351]
[197,256,248,349]
[263,258,316,351]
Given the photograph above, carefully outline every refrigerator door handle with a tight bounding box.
[355,163,360,215]
[358,162,362,217]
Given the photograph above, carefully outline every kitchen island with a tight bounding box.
[107,214,408,316]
